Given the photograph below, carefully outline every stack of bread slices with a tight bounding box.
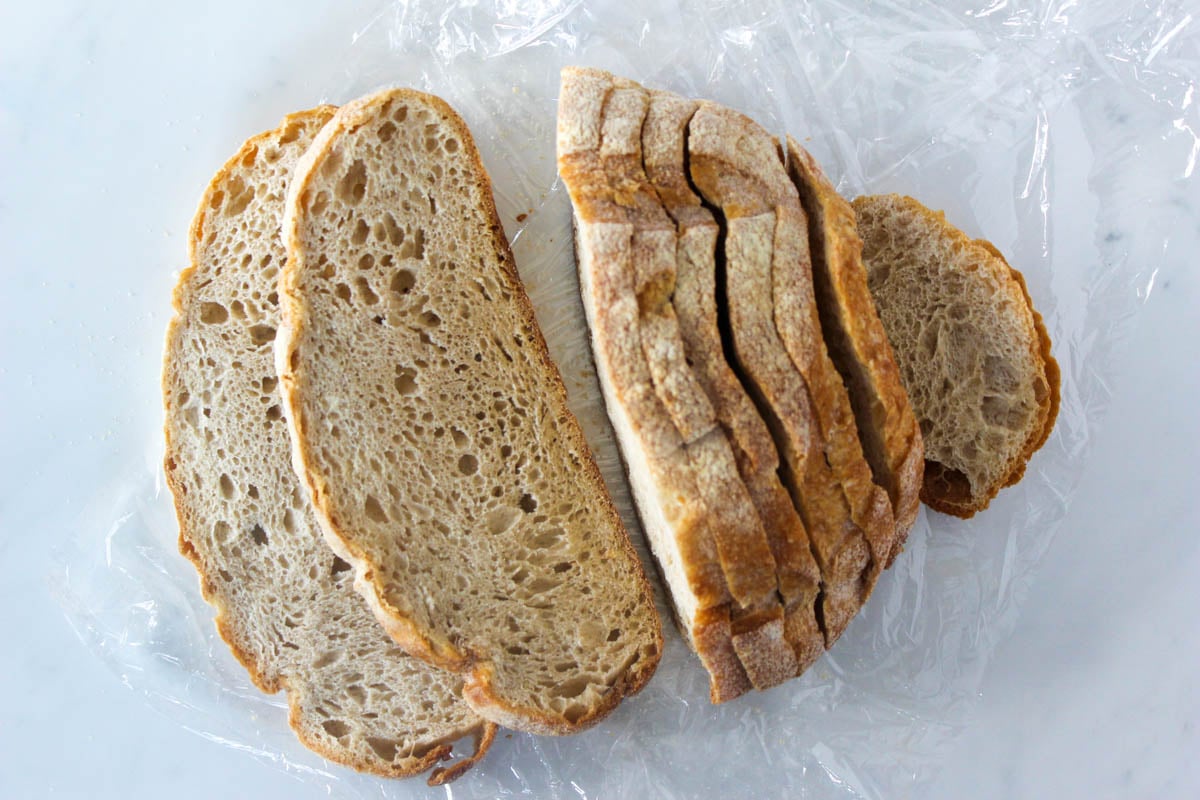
[558,67,1059,701]
[163,89,663,783]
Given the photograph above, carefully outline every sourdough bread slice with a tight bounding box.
[688,103,894,645]
[785,140,924,565]
[276,89,662,734]
[560,67,762,700]
[163,107,494,784]
[852,194,1060,518]
[642,89,823,676]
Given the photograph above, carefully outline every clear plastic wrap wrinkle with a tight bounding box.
[55,1,1198,798]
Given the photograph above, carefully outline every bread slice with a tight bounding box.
[577,70,797,691]
[852,194,1060,517]
[276,89,662,734]
[642,89,824,676]
[785,140,924,565]
[688,103,897,645]
[559,67,764,700]
[163,107,495,784]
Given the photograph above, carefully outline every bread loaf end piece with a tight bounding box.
[852,193,1060,518]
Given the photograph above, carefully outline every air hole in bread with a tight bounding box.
[518,493,538,513]
[321,720,349,739]
[223,176,254,216]
[981,395,1028,430]
[250,524,268,546]
[457,454,478,476]
[379,212,405,246]
[336,159,368,205]
[218,473,235,499]
[334,283,352,302]
[357,252,375,271]
[200,302,228,324]
[331,555,352,576]
[355,277,379,305]
[390,269,415,295]
[400,228,425,260]
[394,367,418,396]
[364,495,388,523]
[444,137,459,153]
[312,651,341,669]
[310,190,330,216]
[248,324,276,346]
[377,120,397,143]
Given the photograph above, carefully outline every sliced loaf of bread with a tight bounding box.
[578,69,797,691]
[688,103,895,645]
[642,87,823,678]
[786,140,924,565]
[852,194,1060,518]
[276,88,662,734]
[558,67,752,701]
[163,107,494,784]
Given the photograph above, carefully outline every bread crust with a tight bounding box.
[785,139,924,565]
[688,103,896,646]
[559,67,759,700]
[278,88,662,734]
[642,88,822,677]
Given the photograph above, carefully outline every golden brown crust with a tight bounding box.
[279,87,661,734]
[688,102,891,647]
[560,68,750,700]
[643,88,821,675]
[785,139,924,566]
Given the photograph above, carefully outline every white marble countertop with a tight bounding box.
[2,2,1196,798]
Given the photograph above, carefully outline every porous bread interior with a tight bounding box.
[853,194,1054,512]
[162,107,491,782]
[278,91,661,732]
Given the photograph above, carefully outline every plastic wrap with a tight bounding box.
[54,1,1198,797]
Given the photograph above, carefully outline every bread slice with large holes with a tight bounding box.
[163,106,495,784]
[852,193,1060,518]
[276,88,662,734]
[560,67,795,696]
